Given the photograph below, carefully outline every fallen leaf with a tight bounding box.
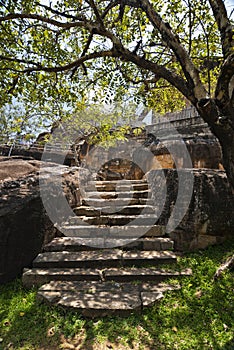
[47,326,55,337]
[194,290,203,298]
[172,326,178,332]
[60,342,75,349]
[223,323,228,330]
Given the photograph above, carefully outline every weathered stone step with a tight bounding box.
[67,214,157,226]
[88,180,148,186]
[37,281,180,317]
[23,267,190,288]
[33,250,177,269]
[83,190,151,199]
[74,205,156,216]
[37,288,141,318]
[38,280,180,293]
[82,198,153,206]
[44,237,174,252]
[84,183,149,192]
[103,267,192,282]
[61,224,165,238]
[22,267,102,287]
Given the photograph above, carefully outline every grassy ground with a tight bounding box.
[0,239,233,350]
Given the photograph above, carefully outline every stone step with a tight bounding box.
[89,180,148,186]
[32,250,177,269]
[37,282,142,317]
[103,267,192,282]
[67,214,157,226]
[22,267,191,287]
[74,205,156,216]
[21,172,192,315]
[82,198,153,206]
[84,183,149,192]
[44,237,174,252]
[82,190,151,200]
[22,267,102,287]
[61,224,165,238]
[38,280,181,293]
[37,281,181,317]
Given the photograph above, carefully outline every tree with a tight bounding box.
[0,0,233,186]
[51,100,142,149]
[0,99,61,143]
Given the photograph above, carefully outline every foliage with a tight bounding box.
[0,99,61,144]
[0,238,233,350]
[0,0,233,137]
[49,100,143,149]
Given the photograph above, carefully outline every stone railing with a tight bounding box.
[0,141,71,157]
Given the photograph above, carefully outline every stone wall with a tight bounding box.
[147,169,234,251]
[145,124,222,170]
[76,123,222,181]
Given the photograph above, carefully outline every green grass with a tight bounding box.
[0,239,234,350]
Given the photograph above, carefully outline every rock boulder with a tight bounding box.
[0,157,80,283]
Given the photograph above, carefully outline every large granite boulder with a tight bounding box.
[147,169,234,251]
[0,157,80,284]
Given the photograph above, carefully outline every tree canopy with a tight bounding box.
[0,0,234,185]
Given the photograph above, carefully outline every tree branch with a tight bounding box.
[31,49,118,73]
[215,53,234,109]
[118,47,194,103]
[1,8,194,104]
[1,50,117,75]
[7,76,19,94]
[35,2,85,21]
[117,0,127,22]
[0,13,85,29]
[70,31,95,78]
[0,11,124,50]
[208,0,234,58]
[85,0,104,27]
[0,0,222,108]
[124,0,208,100]
[101,1,120,19]
[208,0,234,111]
[0,55,42,67]
[81,33,94,57]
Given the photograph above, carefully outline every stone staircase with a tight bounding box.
[22,178,191,317]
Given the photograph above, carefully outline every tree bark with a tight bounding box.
[197,98,234,189]
[218,135,234,190]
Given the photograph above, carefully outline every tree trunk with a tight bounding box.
[197,99,234,190]
[218,136,234,190]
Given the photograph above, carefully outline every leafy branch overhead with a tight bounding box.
[0,0,232,104]
[0,0,234,186]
